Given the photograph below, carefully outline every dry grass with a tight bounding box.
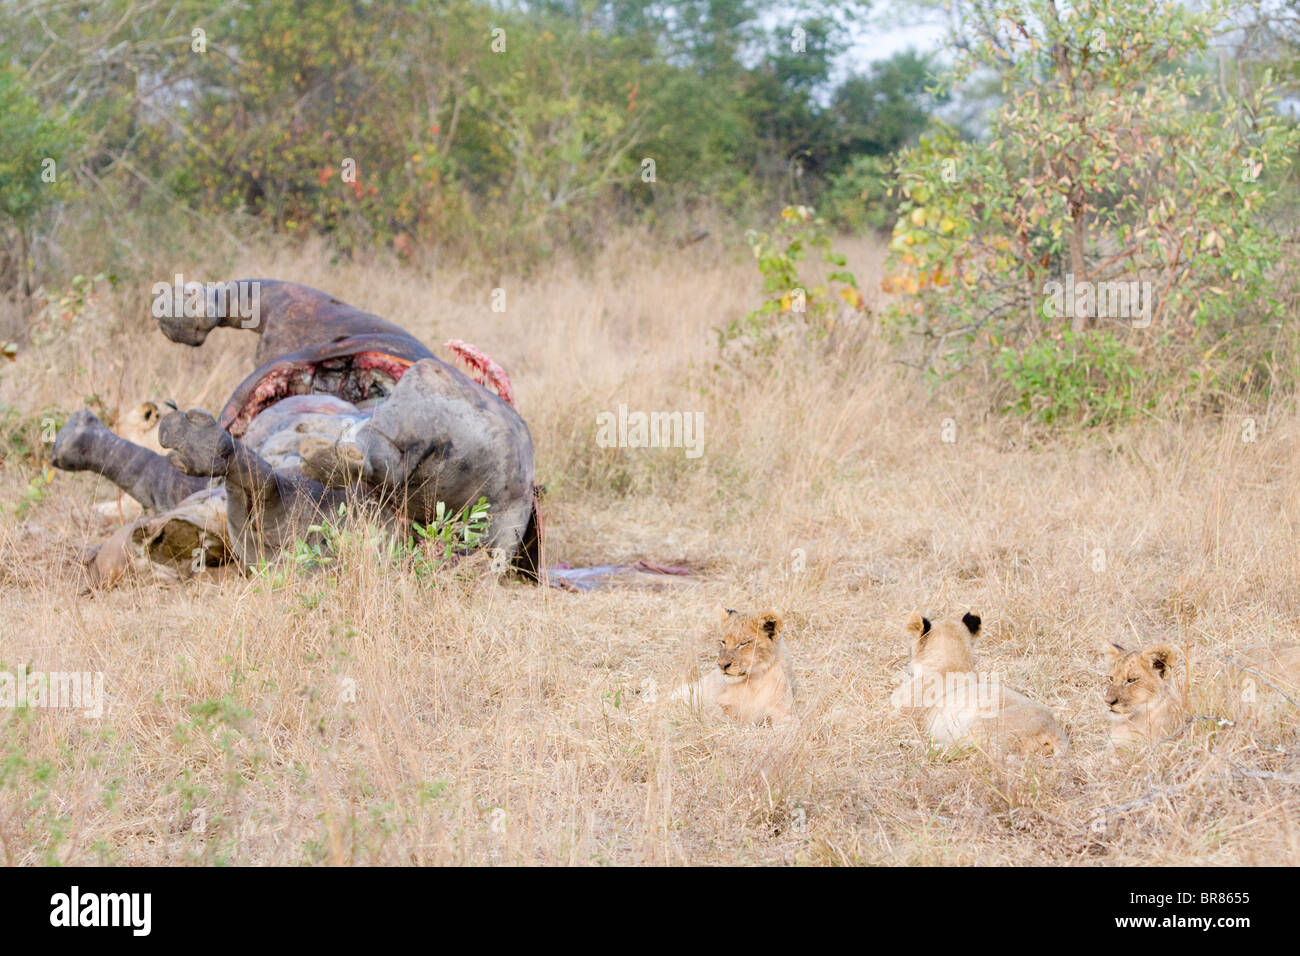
[1,230,1298,865]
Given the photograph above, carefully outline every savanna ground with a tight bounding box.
[2,234,1299,866]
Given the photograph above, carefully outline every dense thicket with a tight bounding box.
[0,0,930,280]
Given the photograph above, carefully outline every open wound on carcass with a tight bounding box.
[225,351,411,438]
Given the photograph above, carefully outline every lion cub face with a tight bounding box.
[1102,643,1177,718]
[118,400,164,453]
[716,609,783,679]
[906,611,981,675]
[670,606,795,726]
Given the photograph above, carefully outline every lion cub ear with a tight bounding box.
[716,606,737,625]
[961,612,981,638]
[757,611,783,639]
[1143,645,1177,678]
[1103,641,1127,662]
[906,613,932,639]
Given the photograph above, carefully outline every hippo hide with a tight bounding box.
[52,280,540,587]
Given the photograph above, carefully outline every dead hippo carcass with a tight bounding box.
[51,279,539,585]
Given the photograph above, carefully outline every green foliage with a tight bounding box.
[722,205,864,350]
[0,67,76,227]
[288,498,494,584]
[0,403,63,469]
[822,154,898,232]
[411,497,493,565]
[820,51,946,233]
[0,65,78,293]
[0,0,928,270]
[995,331,1150,428]
[0,398,66,520]
[884,0,1300,422]
[829,50,941,162]
[11,465,55,521]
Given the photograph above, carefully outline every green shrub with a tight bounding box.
[883,0,1300,425]
[994,331,1150,429]
[822,155,897,233]
[721,205,864,352]
[0,65,78,292]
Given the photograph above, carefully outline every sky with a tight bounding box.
[851,17,947,63]
[839,2,948,81]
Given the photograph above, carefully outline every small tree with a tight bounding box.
[0,66,77,297]
[722,204,865,353]
[884,0,1300,387]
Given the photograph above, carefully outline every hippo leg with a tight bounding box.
[159,408,343,565]
[513,498,541,582]
[52,409,209,511]
[298,435,367,488]
[154,279,265,347]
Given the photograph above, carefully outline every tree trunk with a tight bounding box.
[17,225,31,300]
[1044,0,1091,334]
[1068,209,1088,333]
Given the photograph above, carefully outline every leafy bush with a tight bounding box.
[411,497,493,568]
[822,155,898,233]
[0,1,938,270]
[882,0,1300,422]
[995,331,1150,428]
[0,66,78,293]
[288,498,494,584]
[721,205,865,352]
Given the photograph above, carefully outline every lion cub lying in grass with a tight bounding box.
[1103,641,1300,746]
[1101,643,1183,745]
[894,612,1068,756]
[670,608,796,727]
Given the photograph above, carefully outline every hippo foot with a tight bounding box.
[159,408,236,477]
[157,310,220,348]
[299,436,367,487]
[51,409,113,471]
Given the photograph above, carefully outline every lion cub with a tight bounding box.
[1103,642,1300,746]
[1102,643,1183,745]
[894,612,1068,756]
[671,608,796,726]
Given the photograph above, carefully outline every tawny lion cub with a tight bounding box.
[671,608,796,727]
[1103,642,1300,746]
[1101,643,1183,746]
[895,612,1068,756]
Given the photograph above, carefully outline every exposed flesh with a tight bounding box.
[225,351,409,438]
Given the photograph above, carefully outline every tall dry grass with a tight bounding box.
[0,230,1298,865]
